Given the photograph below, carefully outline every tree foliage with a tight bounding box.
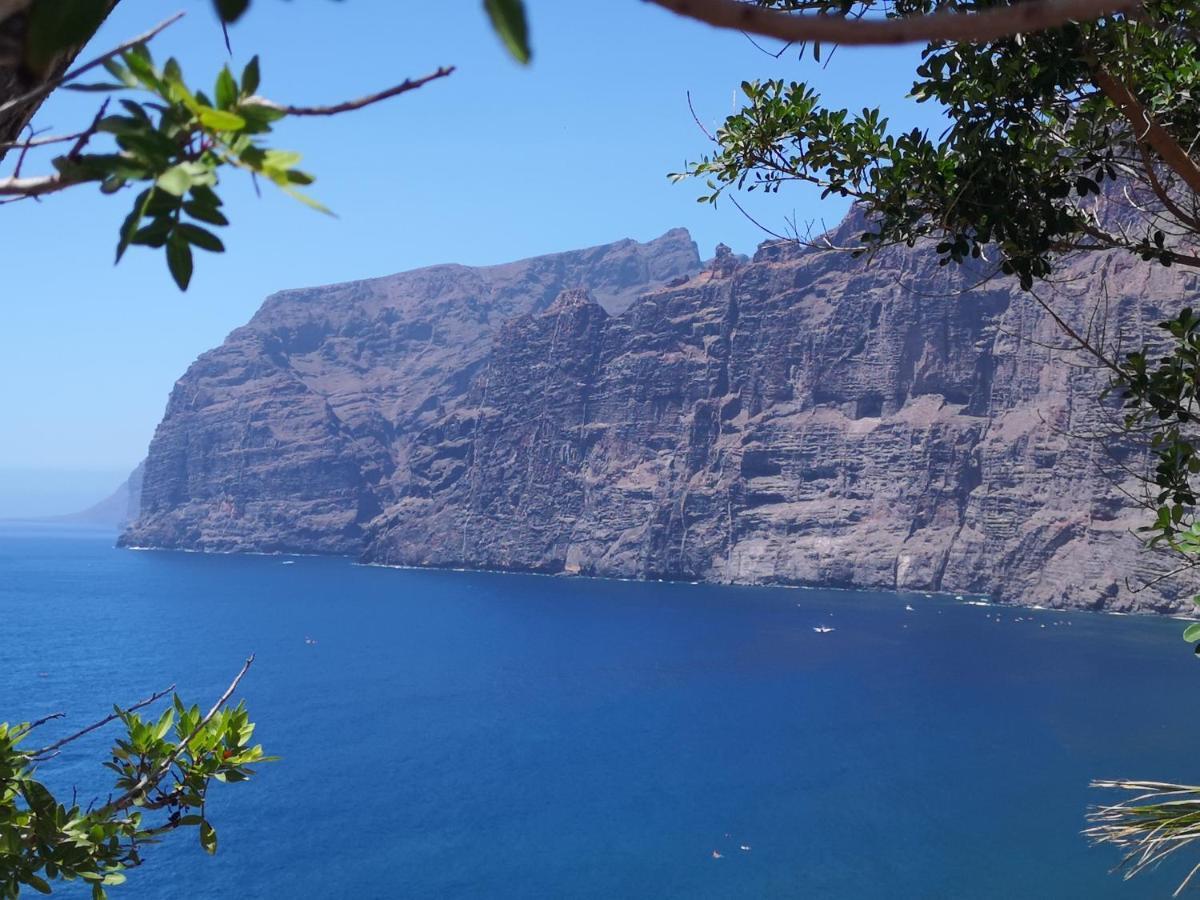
[72,48,317,291]
[0,0,538,290]
[0,662,269,898]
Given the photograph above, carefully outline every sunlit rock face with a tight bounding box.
[123,219,1200,612]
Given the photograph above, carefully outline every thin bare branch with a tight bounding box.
[645,0,1140,47]
[279,66,455,117]
[12,712,64,741]
[25,682,177,760]
[0,128,96,153]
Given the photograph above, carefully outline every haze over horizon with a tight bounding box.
[1,0,942,517]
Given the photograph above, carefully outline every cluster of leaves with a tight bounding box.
[676,0,1200,287]
[54,46,318,290]
[0,697,270,898]
[5,0,535,293]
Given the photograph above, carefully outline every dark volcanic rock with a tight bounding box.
[123,221,1200,612]
[122,230,701,554]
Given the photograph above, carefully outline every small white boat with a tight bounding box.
[904,604,914,611]
[282,560,295,566]
[740,845,751,852]
[711,850,723,859]
[812,625,834,634]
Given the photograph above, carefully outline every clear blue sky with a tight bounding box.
[0,0,942,516]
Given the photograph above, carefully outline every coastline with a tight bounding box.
[102,532,1198,621]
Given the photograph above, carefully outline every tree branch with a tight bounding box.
[279,66,455,117]
[24,683,177,760]
[1131,141,1200,231]
[1090,63,1200,198]
[0,171,71,197]
[644,0,1140,46]
[0,11,184,120]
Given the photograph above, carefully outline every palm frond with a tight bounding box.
[1086,779,1200,896]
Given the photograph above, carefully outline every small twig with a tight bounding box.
[0,11,185,119]
[729,192,794,241]
[686,90,716,142]
[12,122,39,178]
[25,683,176,759]
[12,712,65,741]
[66,97,110,158]
[0,128,97,153]
[740,30,792,58]
[279,66,455,116]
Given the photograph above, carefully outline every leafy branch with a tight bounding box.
[0,12,454,290]
[0,658,270,898]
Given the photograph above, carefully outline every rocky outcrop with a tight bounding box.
[122,220,1200,612]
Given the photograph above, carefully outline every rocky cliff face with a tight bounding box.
[122,222,1200,612]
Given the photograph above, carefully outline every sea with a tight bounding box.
[2,523,1198,898]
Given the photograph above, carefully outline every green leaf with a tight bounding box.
[483,0,531,64]
[155,165,193,197]
[281,185,333,216]
[213,0,250,22]
[91,883,108,900]
[153,707,175,740]
[183,201,230,226]
[132,218,172,248]
[215,66,238,110]
[242,56,261,95]
[24,874,51,894]
[166,233,194,291]
[1183,622,1200,643]
[122,46,162,91]
[178,224,226,253]
[263,149,302,171]
[102,59,138,88]
[199,820,218,854]
[116,189,153,263]
[197,107,247,131]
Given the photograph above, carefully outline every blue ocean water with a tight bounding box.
[2,525,1197,898]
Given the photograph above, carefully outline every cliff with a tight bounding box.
[121,222,1200,612]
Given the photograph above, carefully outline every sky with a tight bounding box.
[0,0,944,516]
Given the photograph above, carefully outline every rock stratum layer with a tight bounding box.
[121,220,1200,612]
